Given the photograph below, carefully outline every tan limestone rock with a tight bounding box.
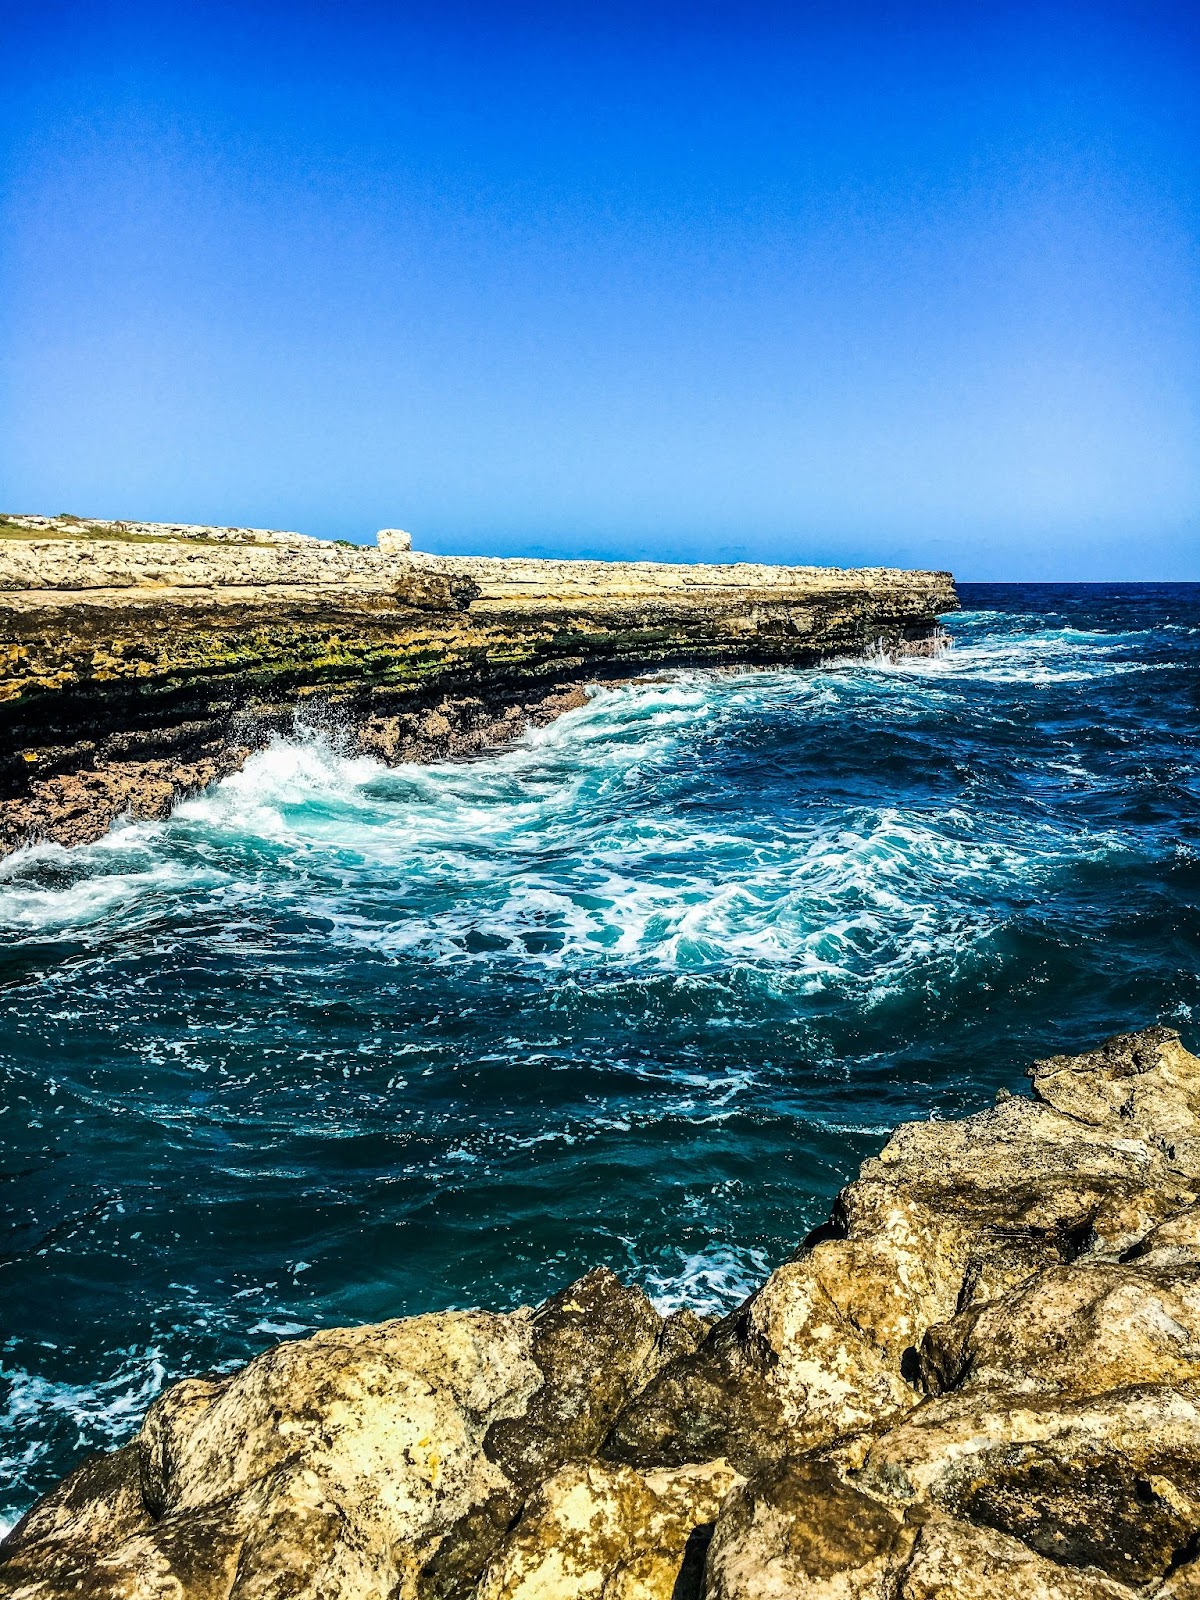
[899,1516,1137,1599]
[607,1034,1199,1474]
[1030,1026,1200,1172]
[1,1271,676,1600]
[855,1384,1200,1587]
[919,1259,1200,1399]
[474,1459,738,1600]
[703,1459,916,1600]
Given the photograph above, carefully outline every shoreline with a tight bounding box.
[0,641,951,865]
[3,1024,1198,1596]
[1,515,958,859]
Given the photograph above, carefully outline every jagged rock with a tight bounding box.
[6,1027,1200,1598]
[918,1258,1200,1398]
[474,1459,738,1600]
[702,1459,916,1598]
[0,1272,686,1600]
[418,1271,686,1599]
[899,1516,1138,1599]
[851,1384,1200,1586]
[606,1029,1197,1475]
[1157,1560,1200,1597]
[1029,1025,1200,1146]
[704,1471,1143,1598]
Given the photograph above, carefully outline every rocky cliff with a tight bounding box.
[0,515,957,857]
[5,1024,1200,1599]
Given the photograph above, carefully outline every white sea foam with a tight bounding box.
[871,617,1159,685]
[311,797,1118,996]
[0,1354,169,1521]
[0,665,1132,997]
[642,1242,773,1315]
[0,850,207,933]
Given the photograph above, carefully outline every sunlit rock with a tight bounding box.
[6,1027,1200,1597]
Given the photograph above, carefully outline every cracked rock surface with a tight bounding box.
[5,1025,1200,1598]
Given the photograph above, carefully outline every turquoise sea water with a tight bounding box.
[1,583,1198,1525]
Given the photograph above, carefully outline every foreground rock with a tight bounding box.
[0,513,957,856]
[8,1026,1200,1597]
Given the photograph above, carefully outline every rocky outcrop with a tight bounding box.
[6,1025,1200,1598]
[0,514,957,857]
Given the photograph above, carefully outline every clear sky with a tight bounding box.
[1,1,1197,577]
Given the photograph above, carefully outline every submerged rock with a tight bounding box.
[5,1026,1200,1597]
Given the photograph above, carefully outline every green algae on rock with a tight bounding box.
[5,1026,1200,1598]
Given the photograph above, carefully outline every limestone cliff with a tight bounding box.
[4,1024,1200,1598]
[0,514,957,856]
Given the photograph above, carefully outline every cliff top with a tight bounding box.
[0,513,319,547]
[0,512,957,603]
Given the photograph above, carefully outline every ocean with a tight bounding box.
[1,582,1197,1525]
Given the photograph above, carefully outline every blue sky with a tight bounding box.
[1,1,1197,577]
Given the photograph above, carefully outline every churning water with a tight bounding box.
[1,582,1198,1523]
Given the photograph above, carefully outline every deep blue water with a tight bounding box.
[1,583,1198,1525]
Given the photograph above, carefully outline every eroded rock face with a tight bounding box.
[6,1027,1200,1598]
[0,518,958,857]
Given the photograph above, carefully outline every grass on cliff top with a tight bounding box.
[0,515,232,546]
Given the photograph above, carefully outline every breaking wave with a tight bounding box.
[0,644,1136,990]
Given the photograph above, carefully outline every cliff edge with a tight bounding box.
[4,1024,1200,1598]
[0,514,957,857]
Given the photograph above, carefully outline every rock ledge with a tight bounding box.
[0,515,957,857]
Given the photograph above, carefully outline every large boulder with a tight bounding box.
[605,1028,1199,1477]
[0,1272,692,1600]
